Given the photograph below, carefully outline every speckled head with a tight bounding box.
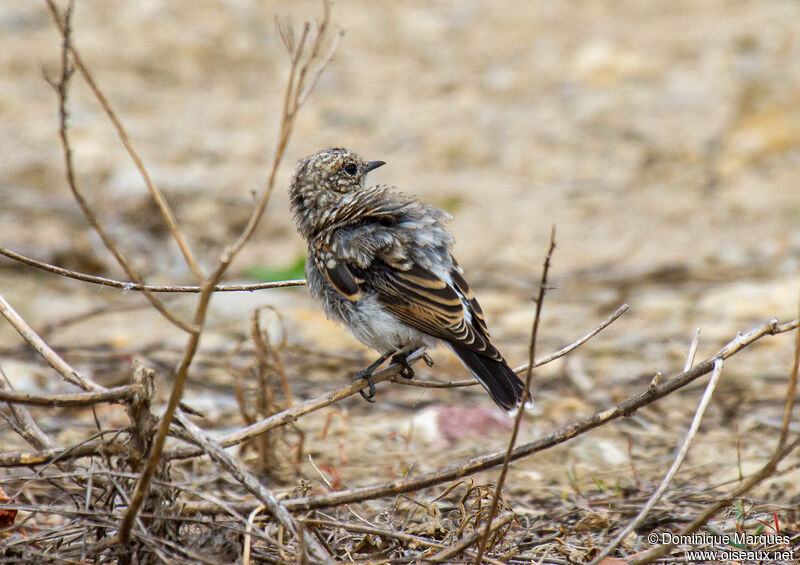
[290,148,385,236]
[293,148,384,194]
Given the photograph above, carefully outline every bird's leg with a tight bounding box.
[355,350,393,401]
[391,352,416,380]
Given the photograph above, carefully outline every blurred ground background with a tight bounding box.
[1,0,800,561]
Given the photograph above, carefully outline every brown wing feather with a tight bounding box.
[362,262,503,361]
[312,241,361,301]
[450,259,490,336]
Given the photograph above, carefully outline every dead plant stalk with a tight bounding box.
[473,227,556,564]
[38,0,343,549]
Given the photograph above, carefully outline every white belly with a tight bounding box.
[341,293,437,353]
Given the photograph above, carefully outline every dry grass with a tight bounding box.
[2,1,800,563]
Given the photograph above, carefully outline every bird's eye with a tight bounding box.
[343,163,358,176]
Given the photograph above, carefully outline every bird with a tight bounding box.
[289,148,530,413]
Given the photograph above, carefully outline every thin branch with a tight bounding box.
[0,291,105,392]
[778,286,800,451]
[432,512,515,563]
[0,385,138,407]
[41,0,196,334]
[630,290,800,564]
[117,2,340,543]
[0,367,53,451]
[474,227,556,564]
[174,410,334,564]
[297,30,344,106]
[163,349,426,461]
[393,303,629,389]
[0,247,306,292]
[168,306,628,459]
[512,303,629,374]
[43,0,204,281]
[629,438,800,565]
[683,328,701,372]
[391,376,477,388]
[0,433,128,467]
[242,504,265,565]
[591,358,725,565]
[277,317,793,512]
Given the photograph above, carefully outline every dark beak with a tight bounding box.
[363,160,386,173]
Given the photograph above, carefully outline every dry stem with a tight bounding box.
[0,385,138,407]
[474,227,556,564]
[0,247,305,292]
[0,291,104,392]
[590,357,725,564]
[42,0,195,334]
[44,0,203,282]
[117,2,341,543]
[173,317,798,518]
[174,410,333,564]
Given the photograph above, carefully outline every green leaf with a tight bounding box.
[245,254,306,282]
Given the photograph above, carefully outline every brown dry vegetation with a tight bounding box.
[1,1,800,563]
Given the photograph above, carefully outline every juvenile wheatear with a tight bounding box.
[289,148,529,413]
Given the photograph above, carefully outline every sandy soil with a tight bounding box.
[1,0,800,561]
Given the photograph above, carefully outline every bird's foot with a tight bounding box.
[354,350,394,402]
[354,368,376,402]
[392,353,415,380]
[422,352,435,367]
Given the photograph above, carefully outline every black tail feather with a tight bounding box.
[447,343,530,412]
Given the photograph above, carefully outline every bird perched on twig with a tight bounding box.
[289,148,530,413]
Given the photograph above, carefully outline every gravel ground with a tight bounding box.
[1,1,799,562]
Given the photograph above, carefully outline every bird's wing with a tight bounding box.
[315,225,499,359]
[359,260,503,361]
[311,239,362,301]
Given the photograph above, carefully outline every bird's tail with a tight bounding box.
[446,343,531,413]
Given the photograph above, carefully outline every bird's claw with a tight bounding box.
[355,368,376,402]
[422,352,435,367]
[392,353,415,380]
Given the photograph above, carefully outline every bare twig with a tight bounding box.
[0,439,128,467]
[684,328,701,372]
[433,512,515,563]
[0,247,305,292]
[0,291,105,392]
[0,385,138,407]
[778,287,800,451]
[474,227,556,564]
[512,303,629,374]
[628,290,800,565]
[391,303,629,390]
[629,438,800,565]
[242,504,265,565]
[43,0,203,282]
[278,317,793,512]
[0,367,53,451]
[41,0,195,334]
[174,410,334,564]
[164,350,425,461]
[591,358,725,565]
[118,2,340,543]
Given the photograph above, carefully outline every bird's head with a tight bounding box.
[289,148,386,235]
[292,148,385,194]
